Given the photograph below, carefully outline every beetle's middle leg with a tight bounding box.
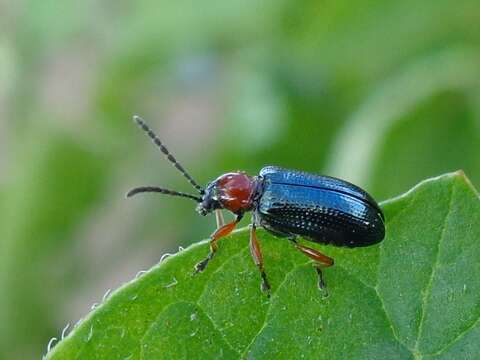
[293,242,334,290]
[194,214,242,274]
[249,224,271,294]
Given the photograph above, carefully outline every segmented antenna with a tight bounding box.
[126,186,202,202]
[132,116,204,194]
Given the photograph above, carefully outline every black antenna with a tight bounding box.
[126,186,202,202]
[132,116,204,194]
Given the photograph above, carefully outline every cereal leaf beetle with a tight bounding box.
[127,116,385,294]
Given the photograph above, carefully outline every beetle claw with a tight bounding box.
[315,266,330,297]
[318,276,326,290]
[261,280,271,297]
[259,270,271,297]
[318,278,328,292]
[194,258,209,274]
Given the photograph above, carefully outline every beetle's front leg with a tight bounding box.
[249,224,271,295]
[194,214,242,274]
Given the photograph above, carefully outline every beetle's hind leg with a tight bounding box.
[292,241,334,292]
[249,224,271,295]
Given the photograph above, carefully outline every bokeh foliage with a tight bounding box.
[0,0,479,358]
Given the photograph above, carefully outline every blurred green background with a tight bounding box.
[1,0,479,358]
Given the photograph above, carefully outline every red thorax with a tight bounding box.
[215,172,256,213]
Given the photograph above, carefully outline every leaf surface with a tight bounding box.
[47,172,480,359]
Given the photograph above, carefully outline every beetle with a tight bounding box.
[127,116,385,293]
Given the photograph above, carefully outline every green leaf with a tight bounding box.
[46,172,480,359]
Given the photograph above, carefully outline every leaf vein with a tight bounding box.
[241,259,311,357]
[138,301,240,359]
[428,314,480,357]
[195,302,242,357]
[374,286,410,351]
[414,181,455,354]
[195,246,250,355]
[375,193,417,353]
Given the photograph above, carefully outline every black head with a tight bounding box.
[196,181,222,216]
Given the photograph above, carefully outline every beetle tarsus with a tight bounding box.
[260,271,271,296]
[193,260,206,274]
[315,266,329,297]
[193,254,213,274]
[315,266,326,289]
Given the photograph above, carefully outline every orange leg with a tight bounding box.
[249,225,271,294]
[194,215,242,273]
[294,243,334,290]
